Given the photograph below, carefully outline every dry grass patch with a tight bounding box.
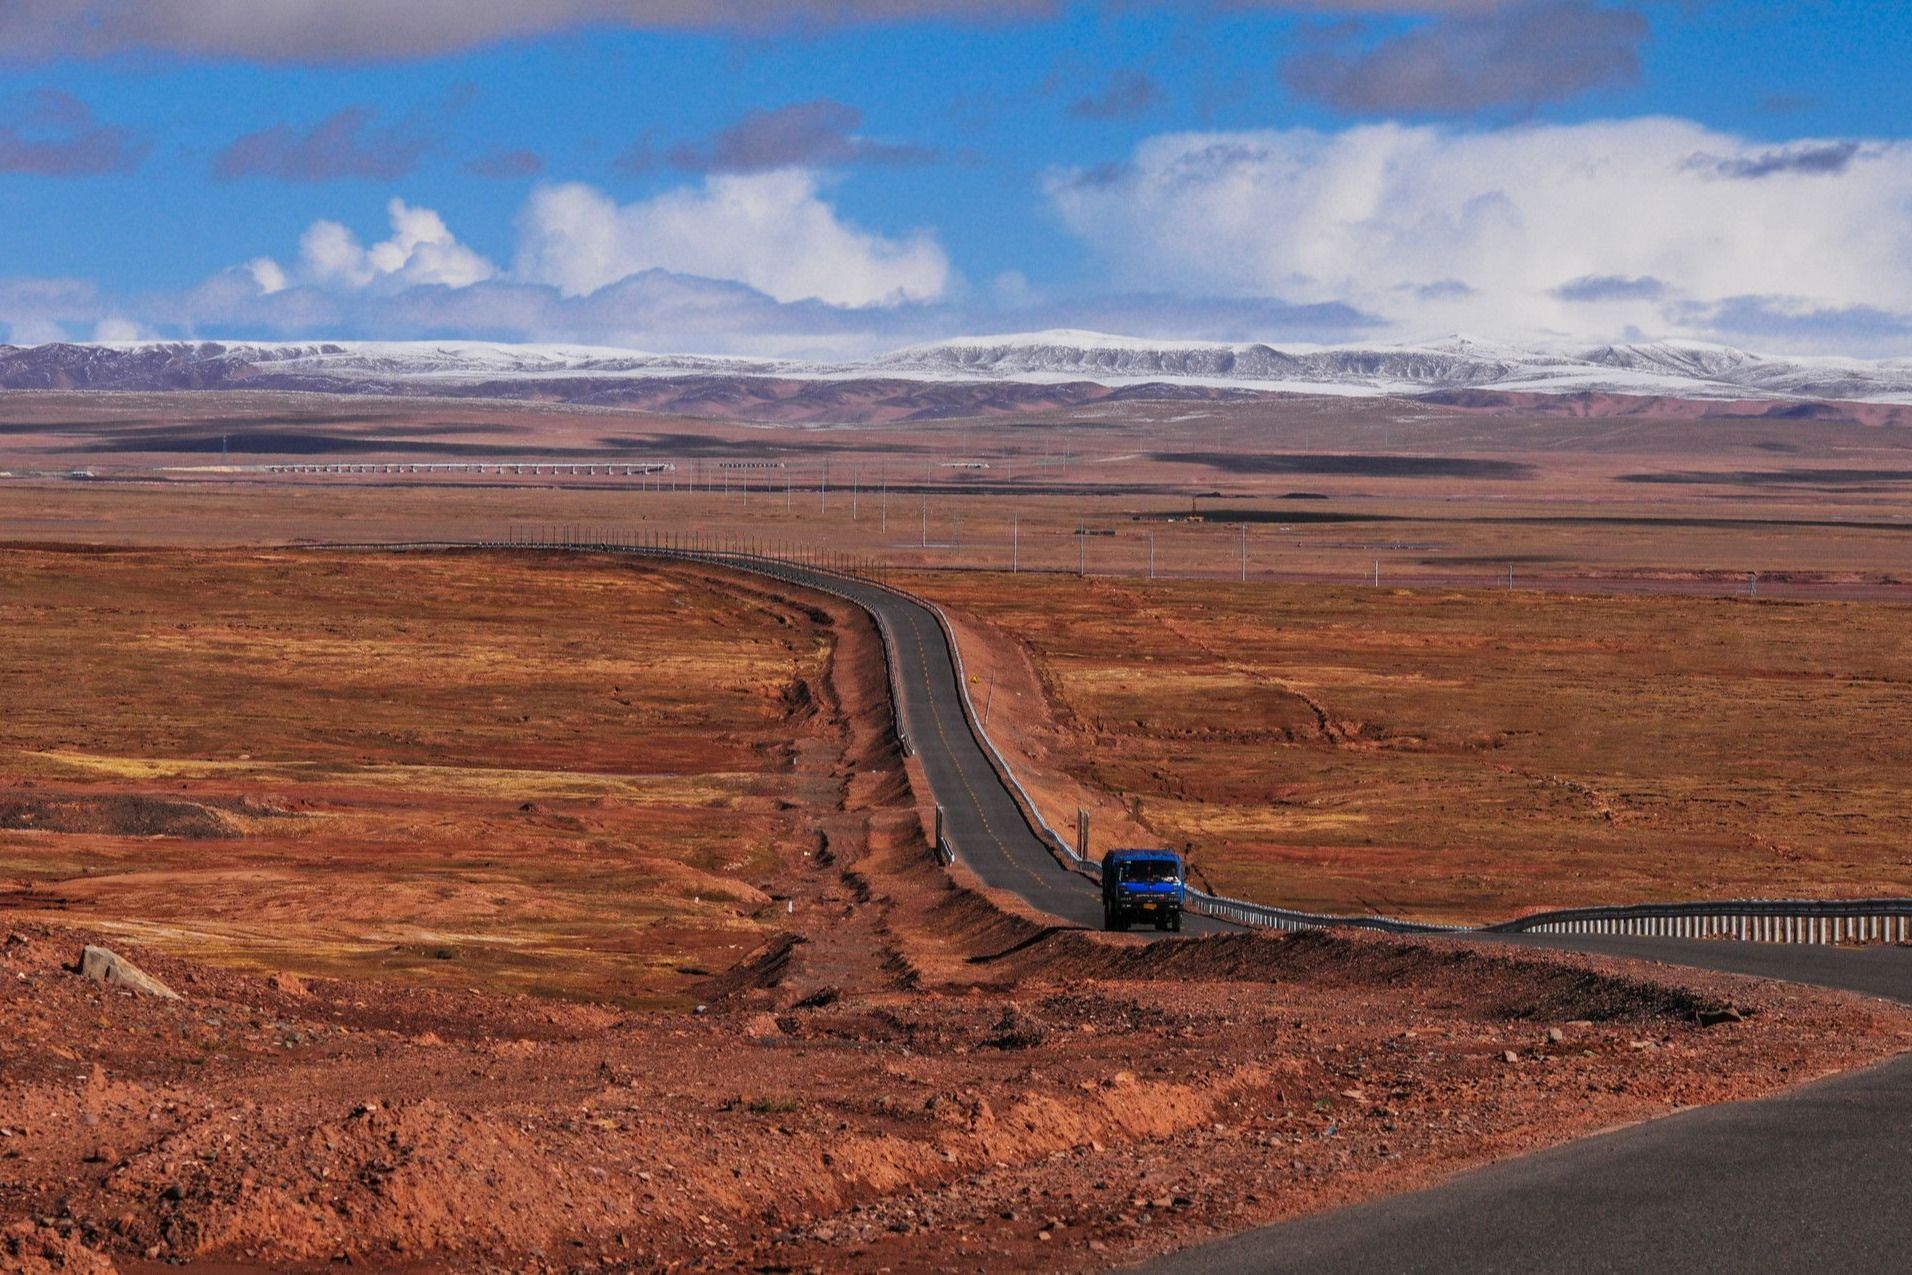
[0,547,845,1006]
[915,570,1912,922]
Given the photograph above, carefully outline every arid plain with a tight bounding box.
[3,387,1911,1271]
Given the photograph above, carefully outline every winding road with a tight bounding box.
[702,551,1912,1274]
[745,555,1229,937]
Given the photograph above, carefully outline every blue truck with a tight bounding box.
[1100,848,1185,932]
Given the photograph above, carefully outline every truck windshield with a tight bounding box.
[1120,862,1179,883]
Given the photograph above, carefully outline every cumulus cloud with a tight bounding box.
[653,100,936,173]
[248,198,498,293]
[215,106,429,181]
[124,173,951,352]
[1283,2,1646,115]
[515,173,950,307]
[91,315,145,341]
[0,275,105,343]
[163,267,893,358]
[0,88,145,175]
[1046,119,1912,348]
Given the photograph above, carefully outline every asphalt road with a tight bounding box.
[696,552,1912,1271]
[1491,931,1912,1004]
[777,561,1229,938]
[1146,1049,1912,1274]
[1146,933,1912,1274]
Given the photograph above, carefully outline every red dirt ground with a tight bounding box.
[3,916,1904,1274]
[2,554,1908,1273]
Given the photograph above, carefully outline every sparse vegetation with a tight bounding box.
[0,548,840,1006]
[919,571,1912,922]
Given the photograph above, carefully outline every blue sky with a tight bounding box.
[1,1,1909,354]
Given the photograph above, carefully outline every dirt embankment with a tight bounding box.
[3,918,1906,1275]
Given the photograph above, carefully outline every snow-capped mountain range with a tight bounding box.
[867,332,1912,403]
[3,331,1910,406]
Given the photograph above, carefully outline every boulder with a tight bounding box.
[78,946,180,1000]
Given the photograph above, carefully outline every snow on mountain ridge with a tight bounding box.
[4,332,1911,404]
[871,331,1912,402]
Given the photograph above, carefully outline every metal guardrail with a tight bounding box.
[321,536,1912,948]
[1486,898,1912,945]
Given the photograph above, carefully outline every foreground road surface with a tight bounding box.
[1145,939,1912,1273]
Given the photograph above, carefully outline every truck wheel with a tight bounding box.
[1169,912,1183,933]
[1154,916,1169,932]
[1102,905,1116,932]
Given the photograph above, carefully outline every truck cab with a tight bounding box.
[1100,848,1185,932]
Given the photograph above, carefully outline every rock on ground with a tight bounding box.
[78,945,179,1000]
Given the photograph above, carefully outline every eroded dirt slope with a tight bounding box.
[4,919,1906,1274]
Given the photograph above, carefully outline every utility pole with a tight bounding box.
[880,473,888,533]
[819,459,828,514]
[1148,530,1156,581]
[921,491,928,548]
[1373,559,1380,588]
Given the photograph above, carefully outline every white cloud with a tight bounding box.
[245,256,287,295]
[1047,119,1912,348]
[3,315,72,344]
[252,197,498,294]
[91,316,144,341]
[0,275,104,344]
[514,173,950,308]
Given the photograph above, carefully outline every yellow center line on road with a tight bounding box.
[901,612,1051,893]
